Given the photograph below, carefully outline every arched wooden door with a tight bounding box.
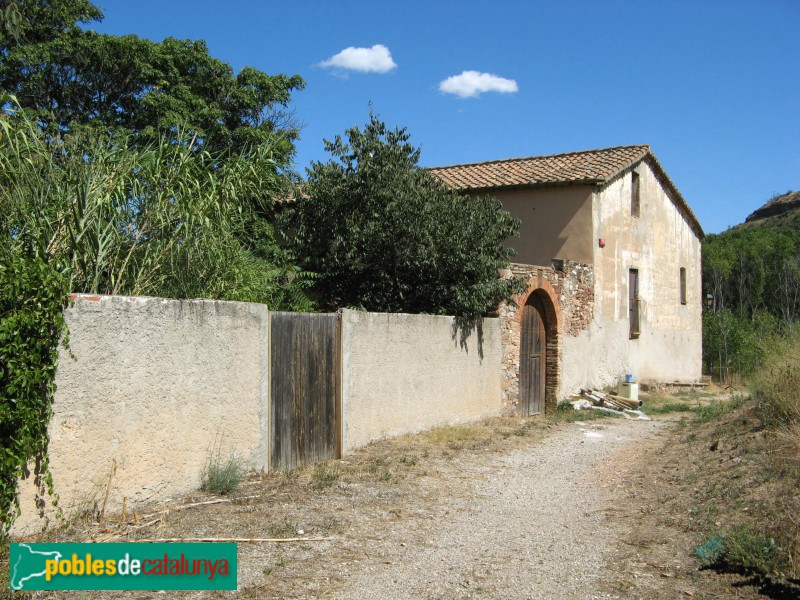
[520,294,546,415]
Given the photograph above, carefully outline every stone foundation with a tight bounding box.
[500,260,594,413]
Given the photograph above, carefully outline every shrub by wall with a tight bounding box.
[0,250,70,537]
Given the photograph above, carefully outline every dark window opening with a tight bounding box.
[631,171,640,217]
[629,268,640,339]
[680,267,687,305]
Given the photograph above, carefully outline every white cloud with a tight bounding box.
[439,70,518,98]
[319,44,397,73]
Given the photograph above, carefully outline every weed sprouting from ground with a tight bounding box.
[426,425,484,446]
[693,394,748,423]
[693,402,729,422]
[550,402,620,423]
[365,457,394,482]
[648,402,694,414]
[423,424,501,452]
[399,454,418,466]
[266,520,300,538]
[310,461,339,490]
[201,445,247,495]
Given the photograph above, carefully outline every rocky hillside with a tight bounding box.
[732,190,800,232]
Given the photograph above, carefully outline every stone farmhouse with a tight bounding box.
[430,145,704,415]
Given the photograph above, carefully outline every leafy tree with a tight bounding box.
[0,0,304,160]
[702,309,765,376]
[703,228,800,324]
[701,223,800,376]
[286,113,526,320]
[775,253,800,325]
[702,233,735,313]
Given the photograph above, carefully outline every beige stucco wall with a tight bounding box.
[560,160,702,391]
[484,187,595,266]
[14,295,269,535]
[341,309,501,451]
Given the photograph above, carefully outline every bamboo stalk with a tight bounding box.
[99,459,117,522]
[608,394,643,409]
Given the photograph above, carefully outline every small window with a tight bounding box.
[680,267,687,305]
[631,171,640,217]
[629,269,640,339]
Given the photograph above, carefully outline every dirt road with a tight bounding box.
[26,411,766,599]
[323,418,664,599]
[155,415,663,599]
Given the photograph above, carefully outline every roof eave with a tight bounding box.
[454,178,605,194]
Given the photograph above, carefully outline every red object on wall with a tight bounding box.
[598,238,606,248]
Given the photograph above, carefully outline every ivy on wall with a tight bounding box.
[0,249,70,537]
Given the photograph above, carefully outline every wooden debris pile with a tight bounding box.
[575,388,643,411]
[569,389,650,420]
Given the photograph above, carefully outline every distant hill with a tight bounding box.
[730,190,800,232]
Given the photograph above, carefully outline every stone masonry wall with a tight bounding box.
[500,260,594,412]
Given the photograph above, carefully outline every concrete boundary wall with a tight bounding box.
[14,294,270,535]
[13,299,504,535]
[340,309,502,452]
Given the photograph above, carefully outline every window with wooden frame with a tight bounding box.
[631,170,640,217]
[680,267,687,305]
[629,268,640,339]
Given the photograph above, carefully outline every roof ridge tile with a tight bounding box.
[428,144,650,172]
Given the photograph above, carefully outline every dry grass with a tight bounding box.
[601,393,800,598]
[751,334,800,427]
[642,398,798,588]
[777,423,800,463]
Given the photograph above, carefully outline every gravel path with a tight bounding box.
[334,417,664,599]
[81,415,667,599]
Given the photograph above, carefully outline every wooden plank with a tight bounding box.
[520,295,547,416]
[270,312,340,471]
[519,304,533,415]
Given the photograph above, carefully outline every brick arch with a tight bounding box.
[516,281,560,413]
[514,278,560,329]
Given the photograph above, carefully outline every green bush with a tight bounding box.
[287,112,526,320]
[703,309,768,376]
[200,448,247,495]
[0,249,70,537]
[711,525,792,579]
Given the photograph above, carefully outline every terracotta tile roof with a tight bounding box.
[429,145,704,239]
[428,145,650,190]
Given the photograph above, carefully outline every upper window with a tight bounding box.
[631,171,640,217]
[680,267,687,305]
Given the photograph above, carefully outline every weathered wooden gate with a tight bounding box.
[519,294,546,415]
[270,312,341,470]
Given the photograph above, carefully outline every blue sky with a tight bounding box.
[90,0,798,234]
